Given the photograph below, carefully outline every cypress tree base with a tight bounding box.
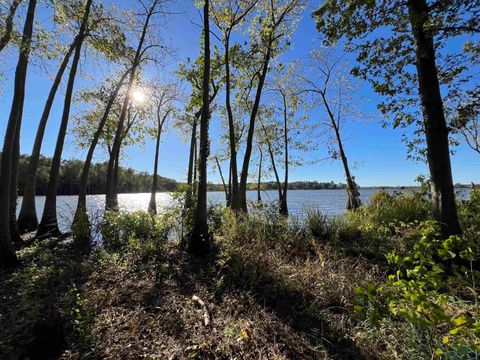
[18,209,39,234]
[36,221,61,240]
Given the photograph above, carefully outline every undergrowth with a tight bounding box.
[0,189,478,359]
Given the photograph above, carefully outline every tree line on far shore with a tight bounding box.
[11,153,346,196]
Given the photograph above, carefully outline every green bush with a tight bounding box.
[355,220,480,356]
[350,190,431,227]
[101,211,170,250]
[305,208,329,239]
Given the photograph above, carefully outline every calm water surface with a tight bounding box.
[18,188,471,232]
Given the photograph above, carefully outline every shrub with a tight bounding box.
[101,211,170,250]
[305,208,329,239]
[351,190,430,227]
[355,220,480,356]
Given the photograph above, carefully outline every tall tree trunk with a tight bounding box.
[262,124,283,203]
[0,0,22,52]
[407,0,461,236]
[224,32,240,210]
[193,135,198,184]
[257,146,262,202]
[0,0,36,267]
[185,114,198,209]
[73,68,131,231]
[279,93,288,216]
[148,110,169,214]
[105,3,154,211]
[215,157,229,203]
[36,0,92,239]
[188,0,210,255]
[239,43,272,212]
[10,110,22,243]
[228,159,232,205]
[320,92,360,211]
[18,38,78,233]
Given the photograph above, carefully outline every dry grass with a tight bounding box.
[1,207,452,359]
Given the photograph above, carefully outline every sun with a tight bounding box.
[131,89,146,104]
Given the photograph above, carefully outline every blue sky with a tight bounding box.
[0,0,479,187]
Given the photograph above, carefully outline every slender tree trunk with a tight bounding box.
[37,0,92,239]
[257,146,262,202]
[0,0,22,52]
[188,0,211,255]
[215,157,229,203]
[228,159,232,205]
[279,93,289,215]
[193,135,198,184]
[105,4,154,211]
[186,113,198,208]
[10,110,22,243]
[112,150,120,207]
[73,68,131,230]
[149,110,169,214]
[18,38,78,233]
[407,0,461,236]
[239,43,272,212]
[320,92,360,211]
[262,124,283,203]
[148,130,161,214]
[334,126,359,211]
[0,0,36,267]
[224,32,240,210]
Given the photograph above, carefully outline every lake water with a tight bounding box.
[18,188,471,233]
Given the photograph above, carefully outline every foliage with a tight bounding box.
[313,0,480,159]
[101,211,171,250]
[355,220,480,356]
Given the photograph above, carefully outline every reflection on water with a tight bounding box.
[18,188,471,233]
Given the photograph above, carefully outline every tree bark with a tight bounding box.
[18,38,78,234]
[37,0,92,239]
[0,0,22,53]
[0,0,36,267]
[188,0,211,256]
[407,0,461,236]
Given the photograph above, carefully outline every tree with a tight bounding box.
[36,0,94,239]
[147,81,178,214]
[0,0,22,52]
[17,31,80,234]
[188,0,211,256]
[211,0,258,211]
[237,0,305,212]
[0,0,36,267]
[176,50,223,209]
[312,0,478,235]
[18,0,129,234]
[72,68,133,239]
[105,0,166,211]
[301,51,361,211]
